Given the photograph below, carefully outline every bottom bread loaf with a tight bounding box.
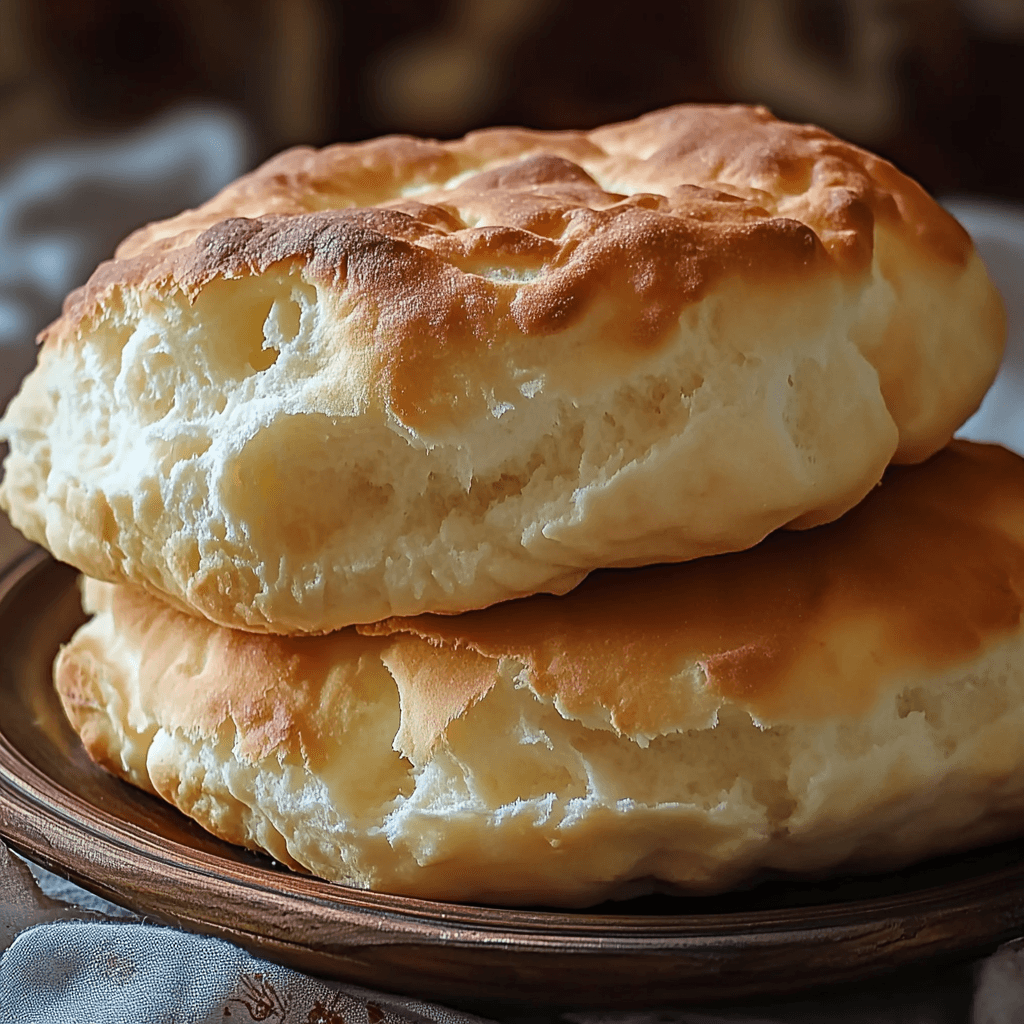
[55,441,1024,907]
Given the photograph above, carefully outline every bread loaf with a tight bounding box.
[1,105,1004,633]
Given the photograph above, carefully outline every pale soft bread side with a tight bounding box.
[55,442,1024,906]
[7,104,1004,634]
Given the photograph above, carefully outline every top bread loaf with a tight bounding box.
[0,104,1005,634]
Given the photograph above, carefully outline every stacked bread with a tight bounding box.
[1,104,1019,907]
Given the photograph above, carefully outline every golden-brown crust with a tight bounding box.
[586,105,972,266]
[44,104,977,433]
[113,105,972,270]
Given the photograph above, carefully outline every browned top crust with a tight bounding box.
[43,104,981,433]
[114,103,971,268]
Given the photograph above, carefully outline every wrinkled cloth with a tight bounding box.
[0,918,487,1024]
[2,109,1024,1024]
[0,841,490,1024]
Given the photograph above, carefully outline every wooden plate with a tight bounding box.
[1,549,1023,1011]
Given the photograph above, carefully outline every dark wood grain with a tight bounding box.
[1,549,1023,1011]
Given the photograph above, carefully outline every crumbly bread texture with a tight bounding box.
[55,442,1024,906]
[5,105,1005,634]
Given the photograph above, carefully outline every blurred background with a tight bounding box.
[4,0,1024,194]
[0,0,1023,411]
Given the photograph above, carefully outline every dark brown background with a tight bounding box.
[2,0,1023,200]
